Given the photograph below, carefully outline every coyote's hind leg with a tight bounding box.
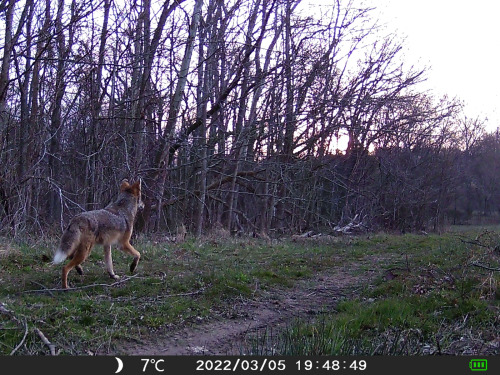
[61,249,87,289]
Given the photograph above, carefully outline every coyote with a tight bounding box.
[53,179,144,289]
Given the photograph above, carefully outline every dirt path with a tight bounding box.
[115,256,383,356]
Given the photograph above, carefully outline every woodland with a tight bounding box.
[0,0,499,238]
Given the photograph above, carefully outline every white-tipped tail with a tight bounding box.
[53,249,67,264]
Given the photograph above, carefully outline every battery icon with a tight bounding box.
[469,359,488,371]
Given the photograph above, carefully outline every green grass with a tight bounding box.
[243,228,500,356]
[1,227,499,355]
[246,290,497,355]
[0,235,343,355]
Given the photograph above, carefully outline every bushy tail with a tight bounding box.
[53,248,67,264]
[53,223,81,264]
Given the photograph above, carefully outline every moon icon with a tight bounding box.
[115,357,124,373]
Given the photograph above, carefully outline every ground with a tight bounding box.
[1,229,499,356]
[117,264,372,355]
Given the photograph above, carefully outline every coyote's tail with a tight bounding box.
[53,223,81,264]
[53,248,67,264]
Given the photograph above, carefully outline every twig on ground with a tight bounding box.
[30,281,55,297]
[457,235,490,248]
[162,288,205,299]
[105,287,207,303]
[23,274,141,294]
[10,319,28,355]
[2,302,30,355]
[0,303,18,321]
[471,262,500,272]
[35,328,56,355]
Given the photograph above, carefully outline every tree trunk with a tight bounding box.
[154,0,203,231]
[0,1,15,133]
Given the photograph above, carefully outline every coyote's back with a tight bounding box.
[53,179,144,289]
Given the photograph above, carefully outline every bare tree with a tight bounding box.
[0,0,493,237]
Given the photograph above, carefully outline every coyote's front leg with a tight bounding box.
[120,241,141,273]
[104,244,120,280]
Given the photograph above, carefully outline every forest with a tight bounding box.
[1,0,499,238]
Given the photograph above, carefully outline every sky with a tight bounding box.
[371,0,500,132]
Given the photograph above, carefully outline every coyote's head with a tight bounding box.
[120,179,145,211]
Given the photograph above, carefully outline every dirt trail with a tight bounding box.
[116,258,383,355]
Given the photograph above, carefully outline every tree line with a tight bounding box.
[0,0,498,237]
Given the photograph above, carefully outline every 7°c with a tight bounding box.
[142,358,165,373]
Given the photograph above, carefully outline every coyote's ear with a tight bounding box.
[130,180,141,196]
[120,179,130,191]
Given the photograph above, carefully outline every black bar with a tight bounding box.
[1,355,497,375]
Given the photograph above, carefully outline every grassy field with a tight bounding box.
[0,227,499,355]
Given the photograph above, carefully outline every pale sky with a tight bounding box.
[304,0,500,132]
[372,0,500,131]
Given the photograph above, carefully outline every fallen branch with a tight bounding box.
[471,262,500,272]
[1,303,29,355]
[23,274,141,294]
[162,288,205,299]
[0,302,18,321]
[109,287,206,303]
[10,319,28,355]
[30,281,55,297]
[35,328,56,356]
[458,238,489,248]
[333,214,367,234]
[299,231,314,238]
